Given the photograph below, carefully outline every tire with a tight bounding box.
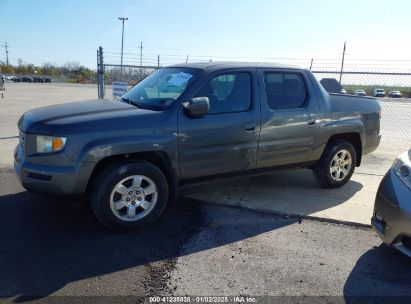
[313,139,357,188]
[91,160,169,230]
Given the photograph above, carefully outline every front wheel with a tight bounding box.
[91,160,169,230]
[313,139,357,188]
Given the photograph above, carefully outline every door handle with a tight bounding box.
[244,123,256,133]
[307,118,319,126]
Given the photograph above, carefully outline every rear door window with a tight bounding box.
[263,72,307,110]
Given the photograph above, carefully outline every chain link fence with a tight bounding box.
[378,101,410,156]
[96,47,410,158]
[311,70,411,158]
[97,47,160,99]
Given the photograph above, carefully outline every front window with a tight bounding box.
[121,68,199,110]
[194,72,251,114]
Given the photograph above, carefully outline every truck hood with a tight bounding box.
[18,99,157,135]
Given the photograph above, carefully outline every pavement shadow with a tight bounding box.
[181,169,364,219]
[0,190,297,301]
[344,244,411,303]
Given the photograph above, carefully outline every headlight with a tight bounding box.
[36,135,67,153]
[392,151,411,190]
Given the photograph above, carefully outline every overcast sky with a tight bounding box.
[1,0,411,69]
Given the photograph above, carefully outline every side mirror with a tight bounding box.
[183,97,209,117]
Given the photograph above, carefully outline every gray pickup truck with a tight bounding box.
[14,62,381,229]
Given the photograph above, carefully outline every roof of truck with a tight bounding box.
[168,61,305,71]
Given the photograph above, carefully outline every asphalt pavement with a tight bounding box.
[1,170,411,302]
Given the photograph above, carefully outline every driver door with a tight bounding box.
[178,70,260,179]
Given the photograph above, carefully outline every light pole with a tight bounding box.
[118,17,128,76]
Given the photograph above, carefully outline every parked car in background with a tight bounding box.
[389,90,402,98]
[374,88,386,97]
[372,150,411,257]
[341,89,347,94]
[10,76,51,83]
[14,62,381,229]
[22,76,33,83]
[354,89,366,96]
[12,76,33,83]
[33,77,45,83]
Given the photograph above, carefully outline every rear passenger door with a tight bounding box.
[257,69,321,168]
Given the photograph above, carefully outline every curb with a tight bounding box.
[185,197,372,229]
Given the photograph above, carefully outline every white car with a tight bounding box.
[354,89,366,96]
[373,88,386,97]
[389,91,402,98]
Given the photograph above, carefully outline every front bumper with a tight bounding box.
[372,169,411,256]
[14,145,95,195]
[363,133,381,155]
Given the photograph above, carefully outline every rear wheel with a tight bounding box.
[313,139,357,188]
[91,160,169,230]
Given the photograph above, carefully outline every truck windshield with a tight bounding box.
[120,67,199,110]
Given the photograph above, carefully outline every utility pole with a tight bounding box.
[339,41,346,84]
[118,17,128,76]
[4,42,9,66]
[97,46,105,99]
[139,41,143,77]
[186,55,189,63]
[157,55,160,68]
[139,41,143,67]
[309,58,313,71]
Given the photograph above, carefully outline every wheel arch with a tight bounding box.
[86,151,178,202]
[327,132,362,166]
